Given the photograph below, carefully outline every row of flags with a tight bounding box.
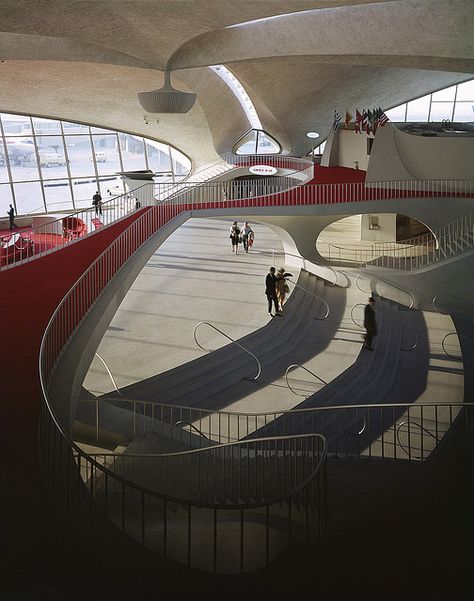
[333,108,389,133]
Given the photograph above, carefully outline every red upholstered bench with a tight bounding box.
[62,217,87,241]
[92,218,104,230]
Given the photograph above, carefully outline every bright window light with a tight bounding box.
[210,65,262,129]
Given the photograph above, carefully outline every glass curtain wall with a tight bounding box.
[0,113,191,216]
[386,79,474,123]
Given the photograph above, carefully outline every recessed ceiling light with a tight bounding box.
[306,131,320,139]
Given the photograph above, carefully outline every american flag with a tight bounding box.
[378,107,389,127]
[333,110,342,132]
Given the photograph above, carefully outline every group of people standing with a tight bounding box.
[265,266,291,317]
[229,221,254,254]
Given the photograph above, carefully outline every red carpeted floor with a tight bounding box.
[0,208,149,592]
[312,164,366,183]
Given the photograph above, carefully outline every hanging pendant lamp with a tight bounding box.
[138,71,196,114]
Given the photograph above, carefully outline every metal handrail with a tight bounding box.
[356,272,414,309]
[84,397,474,420]
[432,292,474,315]
[396,420,440,460]
[94,352,124,397]
[400,331,418,352]
[78,433,328,510]
[193,321,262,380]
[174,419,211,440]
[351,303,366,329]
[285,363,328,397]
[441,331,474,358]
[287,278,329,319]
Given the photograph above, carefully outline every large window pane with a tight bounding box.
[32,116,62,136]
[146,140,171,173]
[453,102,474,122]
[37,135,69,178]
[119,133,147,171]
[98,176,124,199]
[65,135,95,177]
[43,179,73,212]
[71,177,98,209]
[0,138,9,183]
[235,130,257,155]
[13,181,45,214]
[406,97,430,121]
[61,121,89,134]
[256,130,280,154]
[431,85,456,101]
[5,137,40,181]
[170,147,191,179]
[0,184,14,218]
[456,80,474,101]
[92,134,121,175]
[1,114,32,136]
[430,102,454,121]
[386,104,406,121]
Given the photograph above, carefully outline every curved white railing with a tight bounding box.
[285,363,328,398]
[324,208,474,271]
[193,321,262,380]
[432,292,474,315]
[286,278,329,319]
[355,273,415,309]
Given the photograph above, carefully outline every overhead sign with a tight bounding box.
[248,165,278,176]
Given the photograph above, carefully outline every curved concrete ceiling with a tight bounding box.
[0,0,472,167]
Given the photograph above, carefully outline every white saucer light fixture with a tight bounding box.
[138,71,196,114]
[306,131,320,139]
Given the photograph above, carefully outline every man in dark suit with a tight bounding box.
[364,297,377,350]
[265,267,280,317]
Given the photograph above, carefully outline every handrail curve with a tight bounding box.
[432,292,474,315]
[396,420,439,460]
[174,419,211,441]
[285,363,328,397]
[441,331,474,358]
[193,321,262,380]
[94,352,124,397]
[356,272,414,309]
[287,278,329,319]
[81,433,328,510]
[351,303,366,329]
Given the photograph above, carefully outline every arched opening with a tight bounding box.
[316,213,437,265]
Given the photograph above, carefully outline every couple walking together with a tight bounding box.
[265,266,291,317]
[229,221,254,254]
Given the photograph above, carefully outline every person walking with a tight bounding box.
[265,267,281,317]
[241,222,254,253]
[92,190,102,216]
[7,204,16,231]
[275,267,290,311]
[364,297,377,350]
[229,221,240,254]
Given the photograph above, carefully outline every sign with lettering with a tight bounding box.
[248,165,278,176]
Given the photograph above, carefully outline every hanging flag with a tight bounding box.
[362,109,368,133]
[355,109,363,134]
[344,110,353,128]
[367,109,374,134]
[377,107,390,127]
[333,110,342,132]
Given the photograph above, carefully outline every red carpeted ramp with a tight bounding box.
[0,209,149,592]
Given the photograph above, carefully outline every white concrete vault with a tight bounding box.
[0,0,472,163]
